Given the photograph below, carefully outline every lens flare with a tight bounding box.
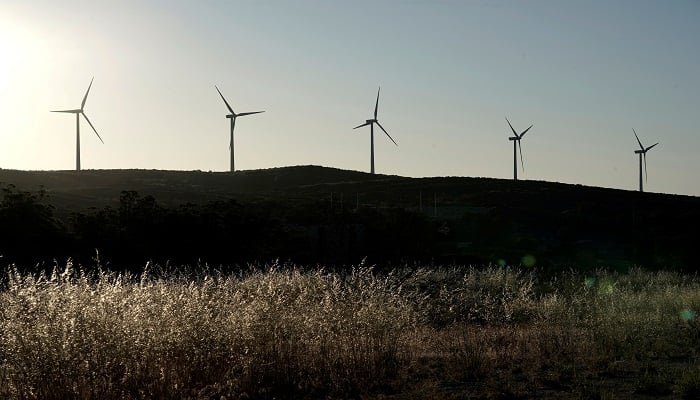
[680,309,696,322]
[521,254,536,267]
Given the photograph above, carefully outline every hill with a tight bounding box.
[0,166,383,210]
[0,166,697,271]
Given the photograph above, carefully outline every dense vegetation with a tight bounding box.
[2,166,699,272]
[0,185,436,269]
[1,264,698,399]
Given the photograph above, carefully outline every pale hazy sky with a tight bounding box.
[1,0,698,195]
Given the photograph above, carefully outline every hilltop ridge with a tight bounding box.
[1,165,695,210]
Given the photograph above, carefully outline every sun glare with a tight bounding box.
[0,43,15,91]
[0,18,39,166]
[0,28,23,90]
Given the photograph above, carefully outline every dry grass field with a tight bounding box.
[1,263,699,399]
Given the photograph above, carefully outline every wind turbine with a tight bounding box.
[51,77,104,171]
[633,129,659,192]
[506,117,533,181]
[215,86,264,172]
[353,87,397,174]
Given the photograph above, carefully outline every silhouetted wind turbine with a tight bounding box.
[633,129,659,192]
[51,77,104,171]
[353,87,397,174]
[506,117,533,181]
[215,86,264,172]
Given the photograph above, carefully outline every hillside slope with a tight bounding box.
[0,166,697,271]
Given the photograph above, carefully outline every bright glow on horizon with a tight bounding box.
[0,30,20,90]
[0,1,699,196]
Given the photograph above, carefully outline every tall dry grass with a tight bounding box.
[0,263,698,399]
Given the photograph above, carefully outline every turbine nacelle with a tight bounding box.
[215,85,265,172]
[353,86,397,174]
[50,77,103,171]
[632,129,660,191]
[505,117,532,179]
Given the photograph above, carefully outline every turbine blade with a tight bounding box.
[374,87,380,119]
[237,111,265,117]
[215,86,235,115]
[646,142,659,151]
[51,109,81,113]
[519,124,533,139]
[376,121,398,146]
[354,122,371,129]
[518,140,524,172]
[230,119,235,150]
[81,77,94,110]
[505,117,517,136]
[643,153,648,182]
[633,128,644,150]
[81,113,104,143]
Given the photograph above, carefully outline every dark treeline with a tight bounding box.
[0,184,696,273]
[0,186,437,272]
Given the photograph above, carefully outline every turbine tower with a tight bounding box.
[215,86,264,172]
[353,87,397,174]
[51,77,104,171]
[506,117,533,181]
[633,129,659,193]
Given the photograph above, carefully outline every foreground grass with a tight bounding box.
[0,264,699,399]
